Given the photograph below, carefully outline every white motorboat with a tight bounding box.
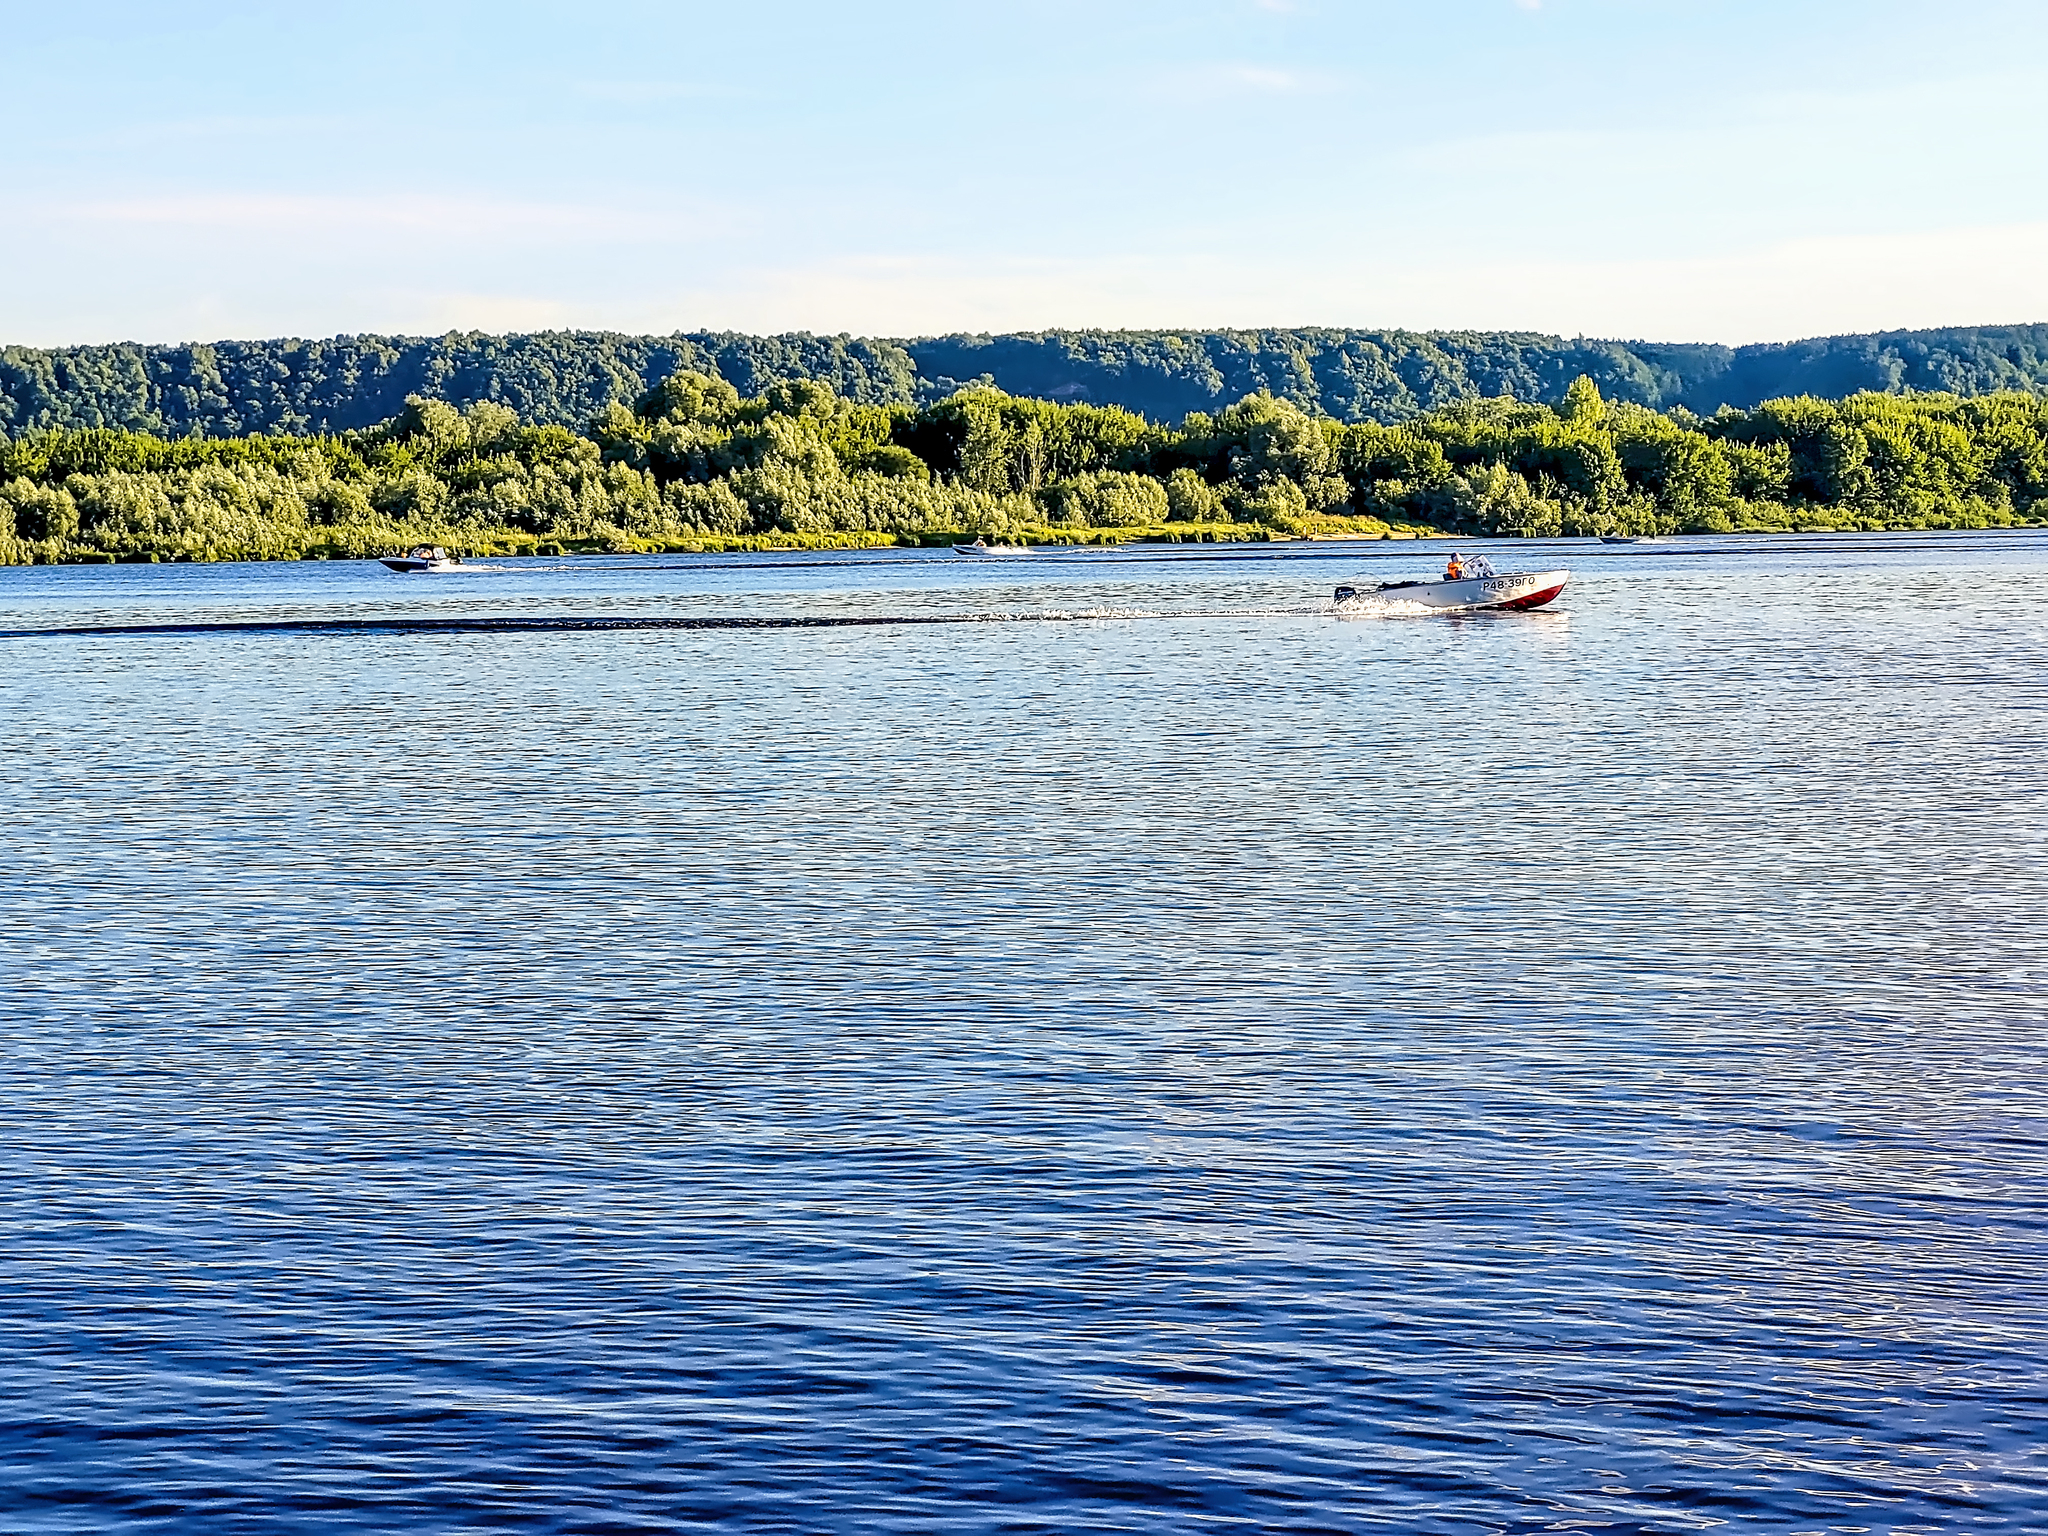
[1333,566,1569,613]
[379,545,468,573]
[950,540,1037,558]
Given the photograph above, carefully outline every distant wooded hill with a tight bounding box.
[5,323,2047,438]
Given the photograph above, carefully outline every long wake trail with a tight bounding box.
[0,605,1328,640]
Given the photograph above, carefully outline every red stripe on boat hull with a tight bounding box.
[1498,581,1566,611]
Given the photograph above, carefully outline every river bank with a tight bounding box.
[5,373,2044,565]
[26,510,2043,565]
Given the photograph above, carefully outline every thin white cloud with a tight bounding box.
[1153,62,1341,99]
[571,79,748,105]
[90,113,366,148]
[1231,65,1304,92]
[49,193,729,244]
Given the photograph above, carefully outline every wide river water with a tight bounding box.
[3,532,2045,1533]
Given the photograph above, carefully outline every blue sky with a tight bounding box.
[5,0,2046,345]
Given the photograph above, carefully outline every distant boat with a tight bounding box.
[380,545,470,573]
[950,541,1036,558]
[1333,567,1570,613]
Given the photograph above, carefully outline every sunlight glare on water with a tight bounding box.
[3,533,2045,1533]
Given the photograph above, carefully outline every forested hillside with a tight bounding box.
[3,372,2041,565]
[5,324,2047,440]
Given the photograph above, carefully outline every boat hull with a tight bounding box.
[379,558,466,573]
[1335,568,1569,613]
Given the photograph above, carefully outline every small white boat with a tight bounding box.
[1333,567,1569,613]
[951,540,1037,558]
[380,545,468,573]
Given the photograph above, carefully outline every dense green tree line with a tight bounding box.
[0,375,2042,564]
[0,332,921,440]
[7,323,2048,440]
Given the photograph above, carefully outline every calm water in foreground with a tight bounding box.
[3,532,2045,1534]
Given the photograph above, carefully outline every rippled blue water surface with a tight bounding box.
[4,532,2046,1534]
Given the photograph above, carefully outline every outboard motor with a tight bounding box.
[1333,585,1358,602]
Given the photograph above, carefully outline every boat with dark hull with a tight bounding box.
[379,546,470,573]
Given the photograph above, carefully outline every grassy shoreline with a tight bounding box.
[34,515,2044,566]
[5,372,2044,566]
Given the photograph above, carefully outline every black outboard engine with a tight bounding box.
[1333,585,1358,602]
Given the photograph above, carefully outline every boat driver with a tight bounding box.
[1447,552,1499,580]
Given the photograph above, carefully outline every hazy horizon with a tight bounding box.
[11,315,2048,356]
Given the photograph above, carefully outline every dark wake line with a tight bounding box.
[0,609,1190,641]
